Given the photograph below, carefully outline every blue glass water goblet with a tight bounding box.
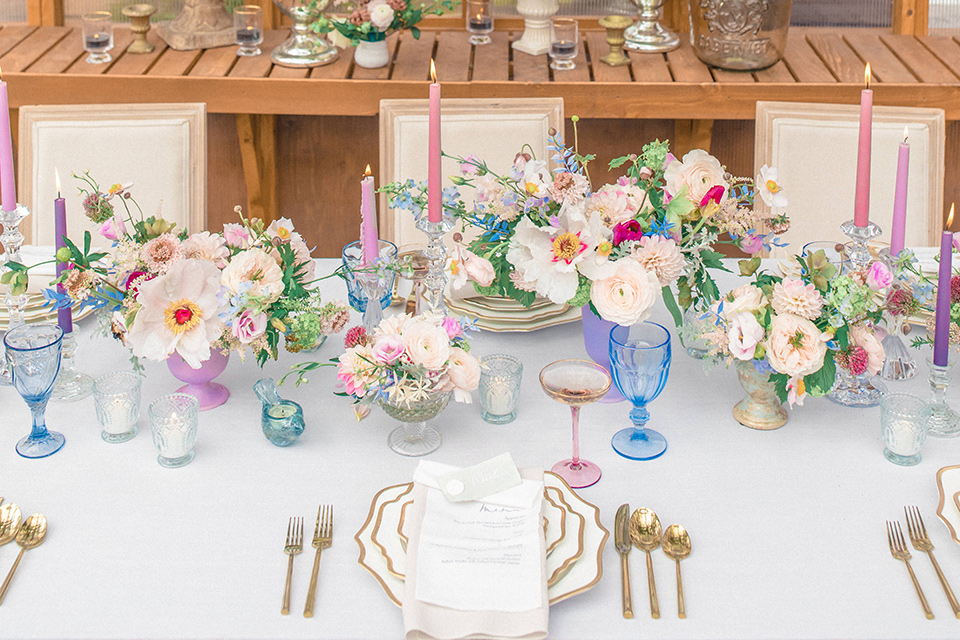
[609,322,671,460]
[4,323,65,458]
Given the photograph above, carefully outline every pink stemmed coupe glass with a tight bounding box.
[539,359,612,488]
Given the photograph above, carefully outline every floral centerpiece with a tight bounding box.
[34,174,350,369]
[381,124,790,328]
[311,0,456,45]
[701,250,893,418]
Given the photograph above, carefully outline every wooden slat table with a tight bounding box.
[2,24,960,222]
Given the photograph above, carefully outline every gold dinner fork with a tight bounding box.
[303,504,333,618]
[905,506,960,618]
[281,517,303,615]
[887,520,934,619]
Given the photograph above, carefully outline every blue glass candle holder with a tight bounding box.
[609,322,671,460]
[254,378,305,446]
[341,240,397,313]
[4,323,65,458]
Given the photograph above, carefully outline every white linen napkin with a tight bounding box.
[403,464,549,640]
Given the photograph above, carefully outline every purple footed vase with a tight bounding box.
[581,306,625,404]
[166,350,230,411]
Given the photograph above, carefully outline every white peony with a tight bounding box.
[590,260,661,326]
[221,247,285,303]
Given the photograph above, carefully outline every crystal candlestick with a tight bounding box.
[51,332,94,402]
[1,204,30,386]
[827,219,887,407]
[927,356,960,437]
[416,213,454,317]
[359,271,386,332]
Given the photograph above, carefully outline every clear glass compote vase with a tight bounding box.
[4,324,65,458]
[609,322,671,460]
[378,389,451,456]
[540,359,611,488]
[271,0,339,67]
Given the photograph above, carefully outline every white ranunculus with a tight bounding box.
[403,319,452,371]
[663,149,727,205]
[447,347,480,403]
[369,4,395,30]
[590,260,661,326]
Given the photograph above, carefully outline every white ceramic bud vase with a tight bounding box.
[354,39,390,68]
[512,0,559,56]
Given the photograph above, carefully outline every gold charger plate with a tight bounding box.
[936,465,960,546]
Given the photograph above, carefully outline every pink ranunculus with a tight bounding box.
[462,250,495,287]
[232,309,268,344]
[372,334,404,365]
[700,184,726,208]
[460,154,481,175]
[740,234,765,255]
[99,215,126,241]
[727,312,765,361]
[849,323,885,375]
[866,261,893,291]
[442,316,464,340]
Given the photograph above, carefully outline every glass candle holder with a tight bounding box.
[82,11,114,64]
[149,393,199,468]
[479,354,523,424]
[234,5,264,57]
[396,244,429,315]
[341,239,398,313]
[549,18,578,71]
[93,371,141,444]
[466,0,494,45]
[927,356,960,437]
[881,393,930,466]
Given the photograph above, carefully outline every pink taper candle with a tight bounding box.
[934,204,954,366]
[0,67,16,212]
[854,63,872,228]
[890,128,909,256]
[54,168,72,334]
[360,164,379,266]
[427,59,442,224]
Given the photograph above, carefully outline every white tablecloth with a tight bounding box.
[3,259,960,640]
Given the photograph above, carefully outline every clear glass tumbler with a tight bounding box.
[479,354,523,424]
[149,393,199,468]
[880,393,930,466]
[549,18,578,71]
[93,371,141,444]
[82,11,114,64]
[234,5,264,57]
[466,0,494,45]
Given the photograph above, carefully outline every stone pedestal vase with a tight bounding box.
[157,0,234,51]
[733,360,787,430]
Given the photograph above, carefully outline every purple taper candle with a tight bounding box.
[54,168,72,334]
[933,203,954,366]
[889,128,909,256]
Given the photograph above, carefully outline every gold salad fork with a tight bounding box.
[905,506,960,618]
[303,504,333,618]
[281,517,303,615]
[887,520,934,619]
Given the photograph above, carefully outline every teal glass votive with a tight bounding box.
[254,378,305,446]
[881,393,930,466]
[479,354,523,424]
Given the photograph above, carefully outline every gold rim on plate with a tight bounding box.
[371,482,414,579]
[935,464,960,546]
[545,485,584,587]
[544,489,566,557]
[355,483,408,607]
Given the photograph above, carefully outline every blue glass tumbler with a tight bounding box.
[4,323,65,458]
[609,322,671,460]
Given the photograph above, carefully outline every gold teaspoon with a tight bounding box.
[663,524,692,619]
[0,503,22,548]
[0,513,46,605]
[630,507,662,619]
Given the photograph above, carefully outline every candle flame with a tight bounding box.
[364,164,373,178]
[904,126,909,144]
[430,59,437,83]
[55,168,61,198]
[864,63,871,89]
[0,65,3,81]
[475,13,482,20]
[948,203,955,229]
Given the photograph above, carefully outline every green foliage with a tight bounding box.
[803,352,836,396]
[770,372,790,404]
[661,285,683,328]
[567,275,593,308]
[739,257,761,277]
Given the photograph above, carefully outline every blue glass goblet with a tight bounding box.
[609,322,671,460]
[4,323,65,458]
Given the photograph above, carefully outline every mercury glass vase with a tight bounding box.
[733,360,787,430]
[271,0,339,68]
[688,0,792,70]
[378,390,451,457]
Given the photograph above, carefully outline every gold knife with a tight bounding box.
[615,503,633,619]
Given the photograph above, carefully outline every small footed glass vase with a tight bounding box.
[880,316,917,380]
[828,367,886,408]
[166,350,230,411]
[377,390,451,457]
[733,360,787,430]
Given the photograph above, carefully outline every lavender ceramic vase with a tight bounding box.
[166,350,230,411]
[581,306,624,403]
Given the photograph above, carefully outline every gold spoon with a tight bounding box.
[0,503,22,548]
[0,513,46,605]
[630,507,662,619]
[663,524,692,619]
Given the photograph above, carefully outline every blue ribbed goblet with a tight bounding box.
[4,323,65,458]
[609,322,671,460]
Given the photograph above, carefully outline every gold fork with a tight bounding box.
[281,517,303,615]
[303,504,333,618]
[887,520,934,619]
[905,506,960,618]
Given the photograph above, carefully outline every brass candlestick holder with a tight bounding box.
[122,4,156,54]
[599,15,632,67]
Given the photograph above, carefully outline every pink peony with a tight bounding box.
[372,334,404,365]
[99,215,126,241]
[232,309,268,344]
[765,313,829,378]
[727,312,765,361]
[866,261,893,291]
[182,231,229,268]
[337,345,378,396]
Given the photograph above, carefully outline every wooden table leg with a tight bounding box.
[236,113,278,225]
[673,119,714,156]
